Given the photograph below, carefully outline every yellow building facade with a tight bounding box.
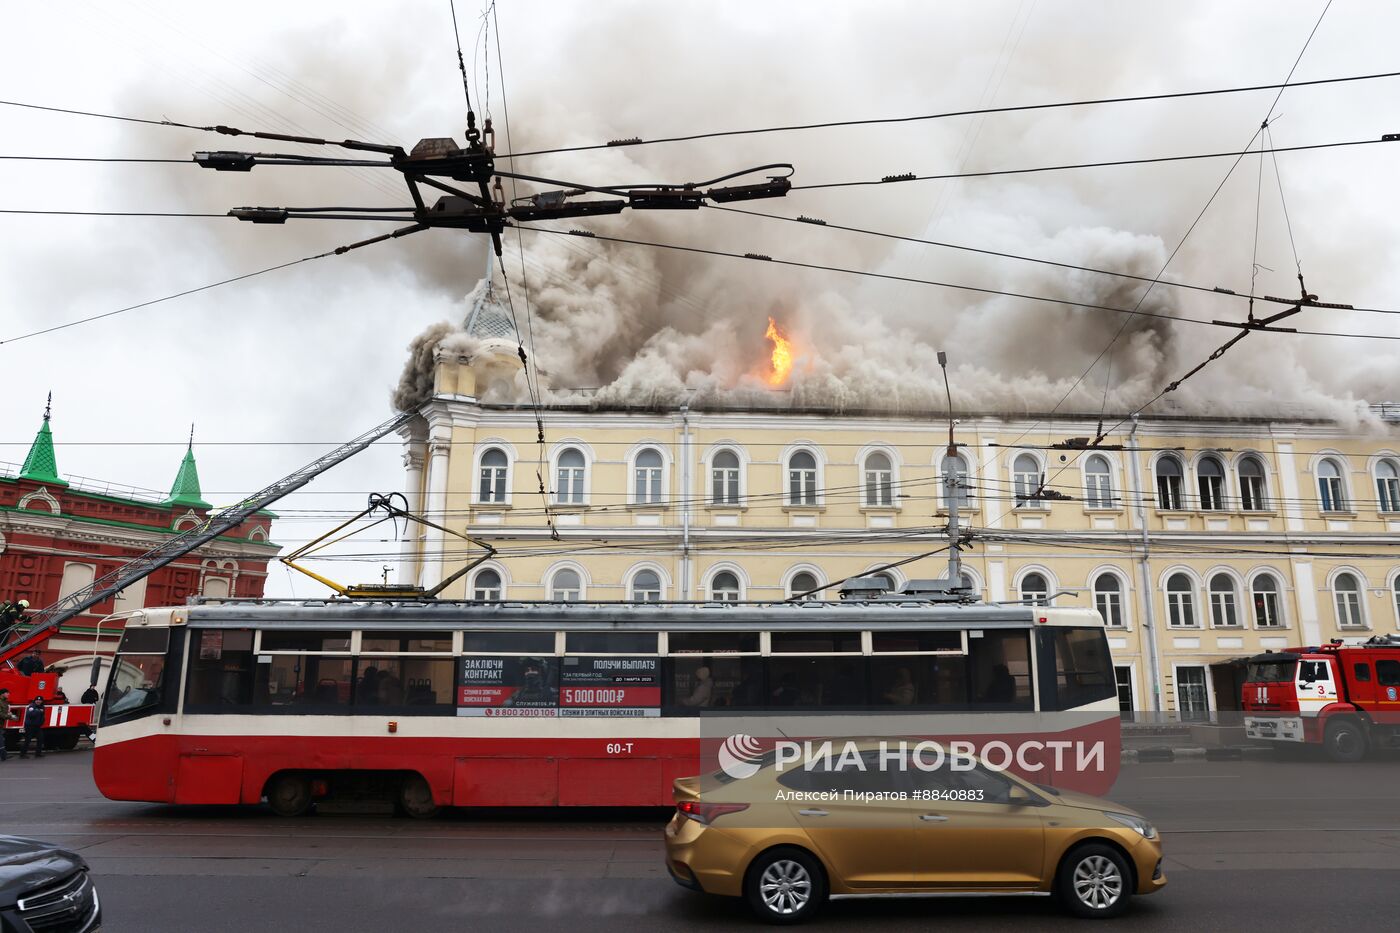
[397,352,1400,716]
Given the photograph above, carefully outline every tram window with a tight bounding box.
[767,657,867,708]
[354,657,454,707]
[967,631,1033,708]
[565,631,658,655]
[871,631,963,654]
[1039,627,1116,710]
[870,655,969,707]
[361,632,453,653]
[254,655,354,709]
[116,626,170,655]
[185,630,255,710]
[259,630,351,652]
[769,632,861,654]
[668,632,760,655]
[101,630,184,726]
[462,632,556,654]
[667,656,765,709]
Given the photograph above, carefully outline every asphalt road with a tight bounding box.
[5,749,1400,931]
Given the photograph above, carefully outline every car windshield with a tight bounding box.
[1247,659,1297,683]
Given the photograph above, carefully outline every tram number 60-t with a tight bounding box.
[606,742,635,755]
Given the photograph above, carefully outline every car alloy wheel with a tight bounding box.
[1072,854,1123,911]
[759,859,812,916]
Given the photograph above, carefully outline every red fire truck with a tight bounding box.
[0,664,95,751]
[1242,634,1400,762]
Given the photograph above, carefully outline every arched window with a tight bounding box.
[1252,573,1282,628]
[1393,576,1400,626]
[1093,573,1124,627]
[1019,571,1050,607]
[1318,458,1346,512]
[787,450,817,506]
[473,569,502,602]
[1198,456,1226,511]
[634,448,663,504]
[631,569,662,602]
[1013,454,1042,507]
[202,576,231,599]
[1377,460,1400,513]
[863,452,893,507]
[1166,573,1196,627]
[479,448,508,504]
[1333,572,1364,628]
[1156,457,1184,511]
[556,448,585,504]
[1085,456,1113,508]
[1208,573,1238,627]
[940,454,971,510]
[711,450,740,505]
[1238,456,1268,511]
[709,571,741,602]
[550,568,581,602]
[789,571,821,601]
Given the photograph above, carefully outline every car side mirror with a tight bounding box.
[1007,786,1036,807]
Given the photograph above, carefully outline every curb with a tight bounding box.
[1121,745,1272,763]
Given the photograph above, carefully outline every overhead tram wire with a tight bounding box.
[705,204,1400,318]
[484,68,1400,159]
[517,225,1400,341]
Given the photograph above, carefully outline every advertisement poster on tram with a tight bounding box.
[457,657,559,716]
[559,656,661,717]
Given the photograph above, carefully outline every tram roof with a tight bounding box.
[152,599,1098,632]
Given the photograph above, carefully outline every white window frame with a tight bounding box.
[1250,571,1285,629]
[1016,568,1053,607]
[784,566,824,601]
[1207,572,1239,628]
[706,569,743,602]
[1330,570,1368,629]
[1164,571,1199,628]
[633,447,665,506]
[1173,663,1213,719]
[1316,457,1348,513]
[709,447,743,506]
[1011,452,1044,508]
[1375,458,1400,513]
[471,566,505,601]
[553,446,589,506]
[1196,455,1227,511]
[475,445,513,506]
[1114,664,1138,715]
[1155,456,1185,511]
[861,449,895,507]
[785,447,821,507]
[1092,570,1127,628]
[627,564,668,602]
[548,565,585,602]
[1237,454,1269,511]
[1084,455,1114,509]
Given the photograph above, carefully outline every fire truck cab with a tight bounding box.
[1242,635,1400,762]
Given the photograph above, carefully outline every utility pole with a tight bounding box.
[937,351,963,588]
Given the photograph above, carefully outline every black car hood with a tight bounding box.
[0,835,86,905]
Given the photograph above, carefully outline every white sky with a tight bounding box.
[2,0,1397,597]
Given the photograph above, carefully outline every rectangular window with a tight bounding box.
[1175,666,1210,721]
[1157,475,1182,511]
[1375,659,1400,687]
[864,470,892,506]
[185,629,255,710]
[635,467,662,503]
[869,631,963,654]
[255,655,354,709]
[668,656,765,710]
[101,629,183,726]
[355,657,454,708]
[1039,627,1116,710]
[1319,477,1344,512]
[968,630,1033,709]
[1253,592,1281,628]
[556,466,585,504]
[668,632,761,655]
[1210,591,1238,627]
[1168,593,1196,628]
[1240,475,1266,511]
[461,632,555,654]
[767,656,867,708]
[1014,470,1043,507]
[1115,665,1135,716]
[1335,592,1364,628]
[360,632,453,653]
[769,632,862,654]
[712,468,739,505]
[564,631,658,655]
[1086,474,1112,508]
[259,631,351,653]
[1380,477,1400,513]
[788,469,816,505]
[1353,662,1372,682]
[117,626,171,655]
[1199,475,1225,510]
[869,655,968,707]
[1095,590,1124,627]
[479,467,506,503]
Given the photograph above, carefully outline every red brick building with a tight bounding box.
[1,401,278,683]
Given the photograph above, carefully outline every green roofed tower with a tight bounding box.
[164,425,211,510]
[19,392,68,487]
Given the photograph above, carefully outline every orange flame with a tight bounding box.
[764,316,793,386]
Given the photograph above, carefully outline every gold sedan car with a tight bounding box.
[665,746,1164,923]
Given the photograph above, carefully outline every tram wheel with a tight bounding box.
[398,774,440,819]
[266,773,313,817]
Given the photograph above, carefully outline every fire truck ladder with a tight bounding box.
[0,410,418,667]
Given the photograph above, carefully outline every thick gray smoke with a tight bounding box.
[103,1,1400,427]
